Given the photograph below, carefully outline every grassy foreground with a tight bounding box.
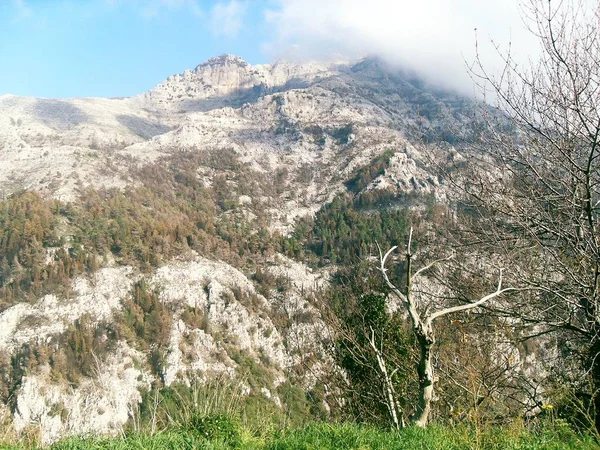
[1,419,598,450]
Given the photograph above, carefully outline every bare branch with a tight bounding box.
[427,269,518,324]
[379,244,409,307]
[368,326,403,430]
[413,255,454,280]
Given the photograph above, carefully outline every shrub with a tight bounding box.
[189,413,242,446]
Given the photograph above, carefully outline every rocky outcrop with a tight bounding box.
[13,343,151,445]
[141,54,343,111]
[0,55,464,213]
[0,252,329,442]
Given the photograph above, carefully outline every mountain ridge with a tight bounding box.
[0,54,463,214]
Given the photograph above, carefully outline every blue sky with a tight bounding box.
[0,0,271,98]
[0,0,547,98]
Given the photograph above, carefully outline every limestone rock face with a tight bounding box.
[0,55,469,212]
[0,252,328,442]
[141,54,342,111]
[13,343,151,445]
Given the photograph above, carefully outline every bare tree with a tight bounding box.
[456,0,600,430]
[378,228,521,427]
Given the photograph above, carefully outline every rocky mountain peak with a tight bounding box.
[142,55,342,111]
[194,54,249,71]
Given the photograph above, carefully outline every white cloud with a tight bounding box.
[209,0,247,38]
[263,0,543,94]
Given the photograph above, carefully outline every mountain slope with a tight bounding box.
[0,55,482,443]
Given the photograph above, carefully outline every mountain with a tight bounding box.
[0,55,473,206]
[0,55,493,443]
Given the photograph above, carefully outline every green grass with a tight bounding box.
[2,419,598,450]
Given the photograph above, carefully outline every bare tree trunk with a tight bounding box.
[413,330,434,427]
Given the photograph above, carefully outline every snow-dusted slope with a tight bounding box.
[0,94,172,199]
[0,55,462,222]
